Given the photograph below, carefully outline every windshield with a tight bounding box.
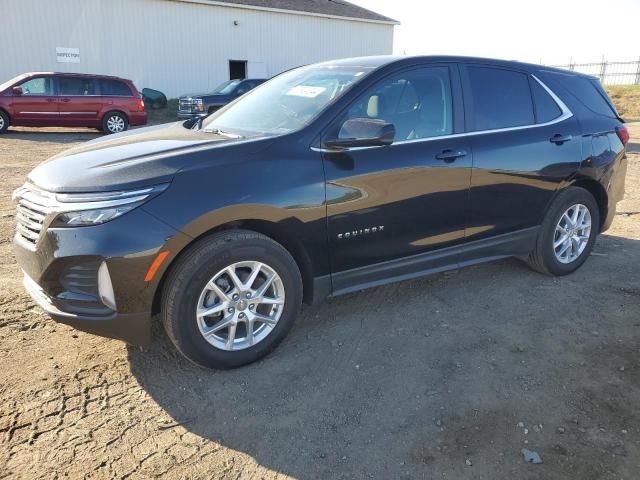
[201,65,373,135]
[212,79,242,95]
[0,73,29,92]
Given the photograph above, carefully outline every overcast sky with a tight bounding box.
[349,0,640,65]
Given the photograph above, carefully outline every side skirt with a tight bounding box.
[323,226,539,299]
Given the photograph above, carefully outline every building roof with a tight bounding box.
[191,0,398,24]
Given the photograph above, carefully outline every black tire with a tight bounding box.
[0,110,9,134]
[527,187,600,276]
[102,111,128,134]
[161,230,303,369]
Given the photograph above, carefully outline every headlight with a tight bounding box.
[195,99,204,112]
[50,183,169,227]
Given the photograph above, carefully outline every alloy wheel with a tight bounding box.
[553,203,592,264]
[0,116,5,131]
[196,261,285,351]
[106,115,125,133]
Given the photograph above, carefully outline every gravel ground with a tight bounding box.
[0,124,639,479]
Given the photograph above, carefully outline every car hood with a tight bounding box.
[28,122,268,193]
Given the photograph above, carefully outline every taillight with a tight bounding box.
[616,125,629,146]
[136,98,145,112]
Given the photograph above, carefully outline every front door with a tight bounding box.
[11,76,58,125]
[322,65,472,293]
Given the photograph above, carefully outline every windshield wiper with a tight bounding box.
[202,128,243,139]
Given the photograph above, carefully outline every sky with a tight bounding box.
[349,0,640,66]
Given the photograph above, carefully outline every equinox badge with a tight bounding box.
[337,226,385,239]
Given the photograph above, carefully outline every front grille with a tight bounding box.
[179,99,195,112]
[14,183,56,247]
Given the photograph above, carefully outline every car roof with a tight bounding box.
[315,55,594,78]
[25,72,133,81]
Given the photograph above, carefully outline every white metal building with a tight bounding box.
[1,0,397,98]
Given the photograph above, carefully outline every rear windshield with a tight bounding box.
[540,71,618,118]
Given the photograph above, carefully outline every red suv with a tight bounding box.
[0,72,147,134]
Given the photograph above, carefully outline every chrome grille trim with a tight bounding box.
[13,183,57,248]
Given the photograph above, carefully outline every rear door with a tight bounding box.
[56,76,102,126]
[460,64,582,247]
[11,76,58,125]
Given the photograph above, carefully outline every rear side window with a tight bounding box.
[541,72,617,118]
[100,79,133,96]
[530,79,562,123]
[58,77,97,95]
[465,66,534,131]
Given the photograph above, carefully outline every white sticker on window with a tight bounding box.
[286,86,327,98]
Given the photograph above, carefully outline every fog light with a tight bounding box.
[98,262,117,310]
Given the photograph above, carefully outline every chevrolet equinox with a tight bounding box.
[13,56,629,369]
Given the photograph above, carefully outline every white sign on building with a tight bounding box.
[56,47,80,63]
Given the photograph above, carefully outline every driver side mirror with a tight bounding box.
[324,118,395,150]
[12,86,23,95]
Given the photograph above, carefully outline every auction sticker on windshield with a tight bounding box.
[286,86,327,98]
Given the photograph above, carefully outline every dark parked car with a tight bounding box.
[0,72,147,134]
[177,78,266,119]
[13,56,629,369]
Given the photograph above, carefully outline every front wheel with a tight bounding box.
[0,110,9,134]
[161,230,303,369]
[527,187,600,276]
[102,112,128,134]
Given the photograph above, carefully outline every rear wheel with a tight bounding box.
[161,230,303,369]
[102,112,128,134]
[527,187,600,276]
[0,110,9,134]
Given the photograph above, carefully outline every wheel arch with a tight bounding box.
[151,219,318,316]
[0,107,11,123]
[100,109,129,123]
[569,177,608,230]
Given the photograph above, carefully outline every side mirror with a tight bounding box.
[324,118,395,150]
[12,86,23,95]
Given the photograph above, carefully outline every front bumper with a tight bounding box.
[177,111,207,120]
[13,207,191,345]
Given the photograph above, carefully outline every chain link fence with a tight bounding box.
[551,59,640,85]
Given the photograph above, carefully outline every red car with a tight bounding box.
[0,72,147,134]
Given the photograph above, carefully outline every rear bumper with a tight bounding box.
[129,111,148,126]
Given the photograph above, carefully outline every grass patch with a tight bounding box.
[606,85,640,120]
[146,99,179,126]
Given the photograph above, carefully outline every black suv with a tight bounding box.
[177,78,266,119]
[13,56,629,369]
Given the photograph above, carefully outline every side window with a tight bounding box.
[236,83,250,95]
[18,77,52,96]
[541,72,617,118]
[58,77,97,95]
[465,67,534,131]
[99,79,133,96]
[530,78,562,123]
[338,66,453,141]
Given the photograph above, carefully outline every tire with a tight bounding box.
[161,230,303,369]
[102,111,128,134]
[527,187,600,276]
[0,110,9,134]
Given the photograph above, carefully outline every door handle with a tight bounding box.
[436,149,467,162]
[550,134,572,145]
[60,98,71,103]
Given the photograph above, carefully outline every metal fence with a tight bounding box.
[551,59,640,85]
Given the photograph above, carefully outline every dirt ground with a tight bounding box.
[0,122,639,480]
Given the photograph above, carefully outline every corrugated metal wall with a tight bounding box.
[1,0,394,97]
